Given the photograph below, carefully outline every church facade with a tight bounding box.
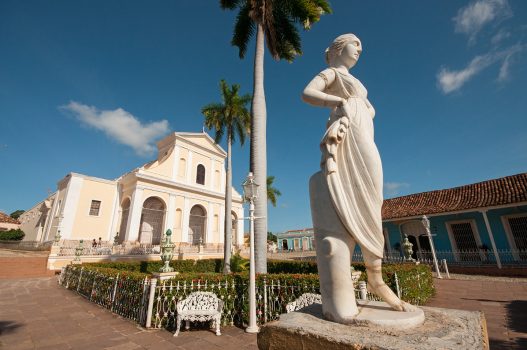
[20,132,245,248]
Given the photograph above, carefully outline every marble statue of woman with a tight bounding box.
[302,34,417,324]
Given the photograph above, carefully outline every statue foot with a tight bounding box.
[323,307,359,325]
[368,282,418,312]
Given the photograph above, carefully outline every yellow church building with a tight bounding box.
[19,132,245,249]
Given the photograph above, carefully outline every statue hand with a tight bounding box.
[338,99,353,119]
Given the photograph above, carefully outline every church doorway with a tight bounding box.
[139,197,166,245]
[189,205,207,245]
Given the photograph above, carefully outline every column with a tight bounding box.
[125,188,143,242]
[43,190,60,241]
[61,176,84,239]
[181,197,190,243]
[172,146,180,181]
[207,202,214,243]
[481,210,502,269]
[164,194,176,234]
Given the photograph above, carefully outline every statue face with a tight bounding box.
[341,39,362,67]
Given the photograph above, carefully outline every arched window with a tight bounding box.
[196,164,205,185]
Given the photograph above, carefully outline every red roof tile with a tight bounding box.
[382,173,527,220]
[0,212,20,225]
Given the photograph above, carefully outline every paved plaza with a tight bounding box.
[0,277,258,350]
[426,276,527,349]
[1,251,526,349]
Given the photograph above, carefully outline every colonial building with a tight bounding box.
[382,173,527,264]
[276,228,315,252]
[19,132,245,248]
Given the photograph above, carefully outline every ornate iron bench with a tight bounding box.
[174,291,223,337]
[286,293,322,313]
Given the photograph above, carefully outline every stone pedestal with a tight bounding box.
[257,303,488,350]
[151,271,179,281]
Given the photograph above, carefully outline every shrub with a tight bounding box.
[230,253,249,272]
[88,259,224,274]
[86,258,434,305]
[0,229,25,241]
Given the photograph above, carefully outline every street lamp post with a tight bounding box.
[242,172,260,333]
[421,215,442,279]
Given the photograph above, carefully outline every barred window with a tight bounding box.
[450,222,479,251]
[508,216,527,251]
[89,200,101,216]
[196,164,205,185]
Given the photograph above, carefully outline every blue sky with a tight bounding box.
[1,0,526,233]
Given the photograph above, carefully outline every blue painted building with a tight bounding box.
[381,173,527,266]
[276,228,315,252]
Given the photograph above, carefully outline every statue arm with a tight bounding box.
[302,69,345,108]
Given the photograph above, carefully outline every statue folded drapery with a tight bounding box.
[302,33,417,324]
[320,67,384,259]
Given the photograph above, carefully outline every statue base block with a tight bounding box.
[151,271,179,281]
[257,303,488,350]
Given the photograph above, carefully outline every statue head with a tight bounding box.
[325,33,362,68]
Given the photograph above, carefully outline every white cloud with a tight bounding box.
[453,0,512,42]
[498,54,512,81]
[384,182,409,197]
[437,54,497,94]
[61,101,170,156]
[437,44,525,93]
[491,28,511,44]
[497,46,524,81]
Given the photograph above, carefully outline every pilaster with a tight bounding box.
[182,197,190,243]
[207,202,214,243]
[165,194,176,234]
[125,188,144,241]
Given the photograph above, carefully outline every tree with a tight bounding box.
[267,231,277,243]
[9,210,24,219]
[202,79,251,274]
[221,0,332,273]
[267,176,281,207]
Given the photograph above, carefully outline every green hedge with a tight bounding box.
[88,259,224,274]
[64,264,320,328]
[0,229,25,241]
[85,258,434,305]
[64,259,433,330]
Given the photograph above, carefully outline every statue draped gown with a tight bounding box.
[319,68,384,259]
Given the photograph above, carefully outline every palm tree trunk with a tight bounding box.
[223,135,233,274]
[251,23,268,273]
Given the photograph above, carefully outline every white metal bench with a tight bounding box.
[174,291,223,336]
[286,293,322,313]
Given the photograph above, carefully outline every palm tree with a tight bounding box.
[202,79,251,274]
[220,0,332,273]
[267,176,281,207]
